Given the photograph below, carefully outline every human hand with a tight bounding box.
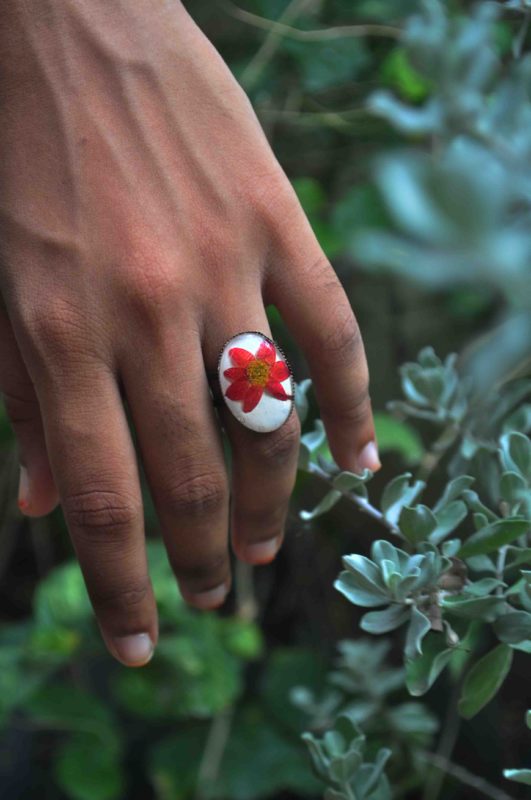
[0,0,379,666]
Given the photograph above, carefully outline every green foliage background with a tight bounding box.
[0,1,530,799]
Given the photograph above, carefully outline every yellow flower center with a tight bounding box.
[246,359,271,387]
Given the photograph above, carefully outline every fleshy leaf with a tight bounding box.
[458,644,513,719]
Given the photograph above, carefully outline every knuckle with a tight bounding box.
[174,549,229,587]
[21,296,100,367]
[92,578,151,612]
[121,255,181,330]
[329,387,372,426]
[256,413,300,466]
[63,488,140,538]
[161,472,227,518]
[246,168,299,227]
[2,388,38,428]
[317,307,364,368]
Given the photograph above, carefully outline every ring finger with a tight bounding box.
[204,305,300,566]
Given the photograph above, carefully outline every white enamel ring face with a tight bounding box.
[217,332,294,433]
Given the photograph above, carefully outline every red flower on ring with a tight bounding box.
[224,340,292,413]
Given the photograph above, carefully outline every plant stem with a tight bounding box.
[513,10,530,59]
[422,678,462,800]
[238,0,315,90]
[225,2,400,41]
[416,422,459,483]
[497,545,508,590]
[420,752,516,800]
[195,707,235,800]
[307,461,400,536]
[195,560,258,798]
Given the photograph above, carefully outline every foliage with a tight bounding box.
[1,1,531,799]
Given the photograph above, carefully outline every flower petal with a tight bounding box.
[256,340,276,365]
[226,379,250,401]
[243,385,264,412]
[266,380,292,401]
[224,367,246,380]
[229,348,254,367]
[270,360,290,381]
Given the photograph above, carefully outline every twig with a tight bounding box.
[419,752,516,800]
[195,707,235,800]
[237,0,316,90]
[256,106,368,130]
[195,556,259,797]
[513,10,530,59]
[421,679,462,800]
[224,2,400,42]
[307,461,400,536]
[416,422,459,483]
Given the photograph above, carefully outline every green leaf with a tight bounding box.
[381,473,425,526]
[441,594,505,621]
[294,379,312,425]
[300,420,327,466]
[331,470,371,500]
[500,471,528,505]
[335,572,388,608]
[462,490,498,523]
[433,476,475,514]
[24,684,117,743]
[54,733,124,800]
[380,47,432,102]
[149,708,320,800]
[504,769,531,786]
[458,519,530,559]
[387,702,439,736]
[373,412,424,464]
[34,561,92,628]
[342,554,387,593]
[499,432,531,481]
[405,606,432,660]
[399,505,437,545]
[405,632,455,696]
[494,611,531,644]
[430,501,468,545]
[300,489,342,521]
[115,623,243,720]
[458,644,513,719]
[360,605,410,634]
[260,648,327,735]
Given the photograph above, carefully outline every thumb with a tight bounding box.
[0,307,58,517]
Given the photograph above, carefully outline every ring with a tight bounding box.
[216,331,294,433]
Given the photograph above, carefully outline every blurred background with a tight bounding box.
[1,1,530,798]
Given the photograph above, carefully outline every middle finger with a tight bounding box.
[121,322,231,610]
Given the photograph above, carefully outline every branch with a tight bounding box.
[224,2,400,42]
[235,0,315,90]
[195,562,258,797]
[307,461,400,536]
[420,752,516,800]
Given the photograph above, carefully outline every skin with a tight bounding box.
[0,0,380,667]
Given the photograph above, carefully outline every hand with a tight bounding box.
[0,0,380,666]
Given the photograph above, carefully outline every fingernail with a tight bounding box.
[358,441,381,473]
[111,633,154,667]
[184,582,229,611]
[18,466,30,513]
[242,536,280,565]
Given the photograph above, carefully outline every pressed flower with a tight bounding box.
[224,340,292,412]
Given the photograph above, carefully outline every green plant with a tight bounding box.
[297,344,530,796]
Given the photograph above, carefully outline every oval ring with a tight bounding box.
[217,331,294,433]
